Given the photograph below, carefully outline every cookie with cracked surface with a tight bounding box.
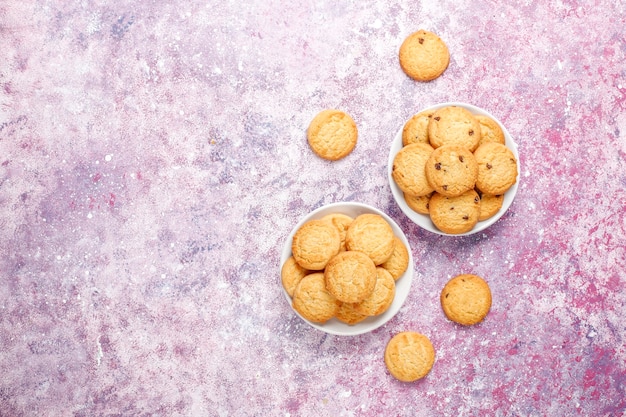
[440,274,492,326]
[425,145,478,197]
[321,213,353,252]
[475,114,506,146]
[404,192,432,215]
[392,142,435,197]
[354,267,396,316]
[292,272,340,323]
[477,191,504,221]
[384,331,436,382]
[291,219,341,270]
[428,106,481,151]
[399,30,450,82]
[307,109,358,161]
[324,250,377,303]
[429,189,481,234]
[345,213,395,265]
[281,256,311,298]
[336,302,369,325]
[474,142,518,195]
[402,110,434,146]
[380,236,410,281]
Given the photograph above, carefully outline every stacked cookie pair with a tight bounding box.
[281,213,409,325]
[392,105,518,234]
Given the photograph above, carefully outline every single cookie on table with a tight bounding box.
[402,110,434,146]
[324,250,377,303]
[345,213,395,265]
[404,192,432,215]
[392,143,435,197]
[429,189,481,234]
[384,331,436,382]
[475,114,506,146]
[398,30,450,82]
[440,274,492,326]
[307,109,358,161]
[428,106,481,151]
[474,142,518,195]
[291,219,341,270]
[335,302,369,326]
[425,145,478,197]
[292,272,340,323]
[380,236,410,281]
[477,191,504,221]
[321,213,353,252]
[354,267,396,316]
[281,256,311,298]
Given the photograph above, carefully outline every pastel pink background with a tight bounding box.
[1,1,625,416]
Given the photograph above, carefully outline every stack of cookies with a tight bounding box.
[392,105,518,234]
[281,212,410,325]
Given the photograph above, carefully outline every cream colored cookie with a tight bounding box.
[402,110,434,146]
[384,332,436,382]
[440,274,492,326]
[392,143,435,197]
[292,272,340,323]
[354,267,396,316]
[474,142,518,195]
[380,236,410,280]
[404,192,432,215]
[324,250,377,303]
[321,213,353,252]
[428,106,481,151]
[477,192,504,221]
[335,302,369,326]
[307,109,358,161]
[429,190,481,234]
[425,145,478,197]
[399,30,450,82]
[345,213,395,265]
[281,256,311,298]
[291,219,341,270]
[475,114,506,146]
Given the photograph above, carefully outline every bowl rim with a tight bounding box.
[279,201,414,336]
[387,101,520,236]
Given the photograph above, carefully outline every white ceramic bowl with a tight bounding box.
[387,102,520,236]
[280,202,413,336]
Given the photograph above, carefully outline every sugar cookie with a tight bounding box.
[307,109,358,161]
[384,332,435,382]
[292,272,340,323]
[324,250,377,303]
[291,219,341,270]
[345,213,395,265]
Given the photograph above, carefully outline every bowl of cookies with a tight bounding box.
[280,202,414,336]
[388,102,520,236]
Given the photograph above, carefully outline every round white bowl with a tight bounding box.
[280,202,414,336]
[387,102,520,236]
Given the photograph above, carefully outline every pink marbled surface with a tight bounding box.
[1,0,625,416]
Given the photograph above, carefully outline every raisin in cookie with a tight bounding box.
[474,142,518,195]
[429,189,481,234]
[392,143,435,197]
[425,145,478,197]
[402,110,434,146]
[399,30,450,82]
[440,274,492,326]
[428,106,481,151]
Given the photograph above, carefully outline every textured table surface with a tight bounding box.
[1,1,625,416]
